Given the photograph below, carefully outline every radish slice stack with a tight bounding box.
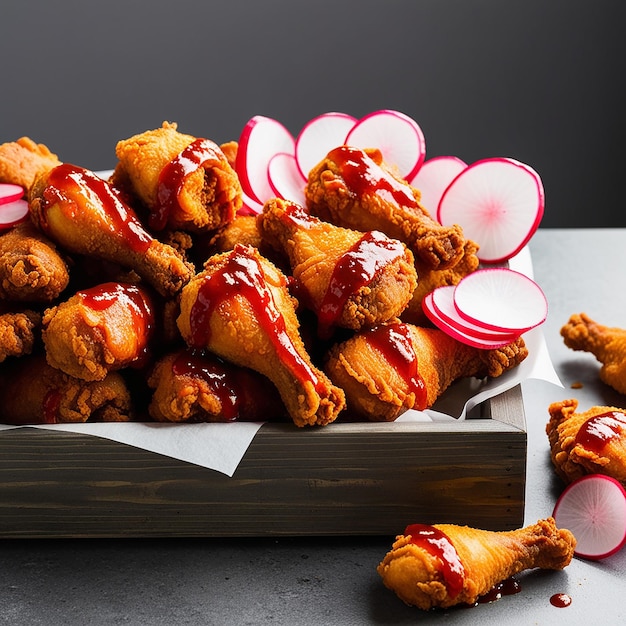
[408,155,467,215]
[422,268,547,349]
[0,183,29,230]
[553,474,626,560]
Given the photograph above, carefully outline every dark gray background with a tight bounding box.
[1,0,624,227]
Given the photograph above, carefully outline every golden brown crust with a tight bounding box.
[0,310,41,363]
[0,137,61,189]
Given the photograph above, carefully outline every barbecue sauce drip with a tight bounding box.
[328,145,418,207]
[41,163,152,253]
[550,593,572,608]
[155,137,221,231]
[404,524,465,600]
[365,323,427,410]
[172,350,241,421]
[187,245,323,392]
[575,410,626,453]
[42,389,62,424]
[78,282,154,367]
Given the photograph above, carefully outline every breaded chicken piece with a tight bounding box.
[0,353,133,423]
[29,163,193,297]
[305,146,466,270]
[561,312,626,395]
[177,244,345,427]
[547,398,626,485]
[0,221,69,303]
[325,322,528,421]
[112,121,242,232]
[42,282,155,381]
[401,239,480,326]
[257,198,417,333]
[377,518,575,609]
[147,347,287,422]
[0,137,61,189]
[0,309,40,363]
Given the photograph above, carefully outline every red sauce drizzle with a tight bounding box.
[78,282,154,367]
[42,389,61,424]
[405,524,465,600]
[172,350,241,421]
[187,245,323,392]
[318,231,406,328]
[475,577,522,604]
[328,145,417,207]
[41,164,152,253]
[365,323,427,410]
[155,138,221,231]
[550,593,572,608]
[575,410,626,453]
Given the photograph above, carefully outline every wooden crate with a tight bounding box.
[0,385,526,538]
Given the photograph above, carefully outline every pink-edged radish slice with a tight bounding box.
[235,115,296,204]
[453,268,547,334]
[345,109,426,181]
[295,111,357,180]
[0,183,25,206]
[409,156,467,214]
[268,152,307,205]
[553,474,626,560]
[430,285,520,342]
[422,292,518,349]
[237,190,265,216]
[437,157,544,263]
[0,198,30,230]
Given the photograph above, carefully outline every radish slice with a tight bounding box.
[345,109,426,181]
[0,183,25,206]
[430,285,520,342]
[453,268,547,334]
[295,111,357,180]
[409,156,467,214]
[437,157,544,263]
[235,115,295,204]
[553,474,626,560]
[0,198,30,229]
[268,152,307,205]
[238,190,264,216]
[422,292,517,349]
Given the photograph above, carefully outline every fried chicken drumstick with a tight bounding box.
[42,282,155,381]
[561,312,626,395]
[0,221,69,303]
[257,198,417,333]
[325,322,528,421]
[112,121,242,232]
[377,518,575,610]
[177,244,345,427]
[305,146,466,270]
[547,398,626,485]
[147,348,286,422]
[29,163,193,297]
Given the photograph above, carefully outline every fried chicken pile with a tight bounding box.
[0,123,530,425]
[377,517,575,609]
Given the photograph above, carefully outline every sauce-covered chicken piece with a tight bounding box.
[177,244,345,427]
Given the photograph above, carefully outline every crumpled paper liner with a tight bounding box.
[0,246,560,476]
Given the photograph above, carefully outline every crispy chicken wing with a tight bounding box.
[257,198,417,333]
[177,244,345,427]
[0,309,40,363]
[147,348,287,422]
[0,353,133,423]
[325,322,528,421]
[112,121,242,232]
[377,518,575,610]
[547,398,626,485]
[29,163,193,297]
[305,146,466,270]
[561,312,626,394]
[0,221,70,303]
[0,137,61,189]
[42,282,155,381]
